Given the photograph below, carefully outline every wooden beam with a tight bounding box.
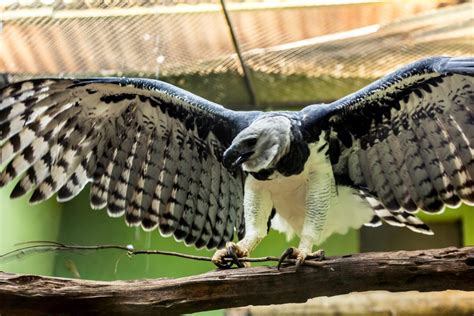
[0,247,473,315]
[228,290,474,315]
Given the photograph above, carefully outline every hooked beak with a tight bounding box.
[223,145,254,170]
[232,151,254,168]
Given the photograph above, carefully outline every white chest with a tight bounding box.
[246,142,330,234]
[244,137,374,244]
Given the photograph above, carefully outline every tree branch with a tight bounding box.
[1,247,473,315]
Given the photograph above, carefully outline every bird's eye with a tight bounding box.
[245,138,257,146]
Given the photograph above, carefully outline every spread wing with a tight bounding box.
[0,78,259,249]
[305,56,473,231]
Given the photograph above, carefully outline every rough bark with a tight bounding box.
[0,247,473,315]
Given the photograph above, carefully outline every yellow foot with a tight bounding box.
[277,247,325,270]
[211,242,250,269]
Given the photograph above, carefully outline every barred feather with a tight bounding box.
[384,134,419,211]
[33,121,96,203]
[124,129,148,225]
[156,128,180,236]
[115,127,147,221]
[211,165,230,248]
[57,158,89,202]
[0,77,248,250]
[418,116,458,207]
[175,141,200,242]
[368,140,399,210]
[440,113,474,202]
[219,165,233,248]
[326,57,474,236]
[193,161,212,248]
[89,140,114,210]
[358,190,433,234]
[140,130,165,231]
[363,215,382,227]
[171,133,193,240]
[107,122,138,216]
[376,133,416,211]
[203,162,222,249]
[183,138,205,245]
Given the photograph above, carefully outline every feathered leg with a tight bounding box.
[278,161,333,269]
[212,177,272,268]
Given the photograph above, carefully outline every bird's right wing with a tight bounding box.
[0,77,260,249]
[303,56,473,233]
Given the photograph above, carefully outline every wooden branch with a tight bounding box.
[1,247,473,315]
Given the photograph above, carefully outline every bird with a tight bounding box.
[0,56,473,269]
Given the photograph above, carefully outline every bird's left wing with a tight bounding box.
[0,78,258,249]
[303,56,473,231]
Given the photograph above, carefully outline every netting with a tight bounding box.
[0,0,472,108]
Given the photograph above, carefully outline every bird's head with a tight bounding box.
[223,115,292,173]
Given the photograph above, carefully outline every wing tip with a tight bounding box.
[364,215,383,227]
[10,183,27,199]
[406,224,434,235]
[29,188,46,204]
[56,186,76,202]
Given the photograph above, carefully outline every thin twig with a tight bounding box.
[1,241,292,266]
[3,241,456,268]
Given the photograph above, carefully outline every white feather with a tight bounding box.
[263,142,373,245]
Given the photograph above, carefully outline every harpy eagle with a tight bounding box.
[0,56,473,268]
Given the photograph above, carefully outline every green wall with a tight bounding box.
[0,181,63,276]
[419,204,474,246]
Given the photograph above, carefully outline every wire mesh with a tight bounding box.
[0,0,472,108]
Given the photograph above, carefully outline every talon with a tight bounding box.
[294,251,307,271]
[212,248,232,269]
[277,247,295,270]
[307,249,326,261]
[227,243,244,268]
[211,242,249,269]
[214,259,233,269]
[295,257,304,270]
[312,249,326,261]
[278,247,322,270]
